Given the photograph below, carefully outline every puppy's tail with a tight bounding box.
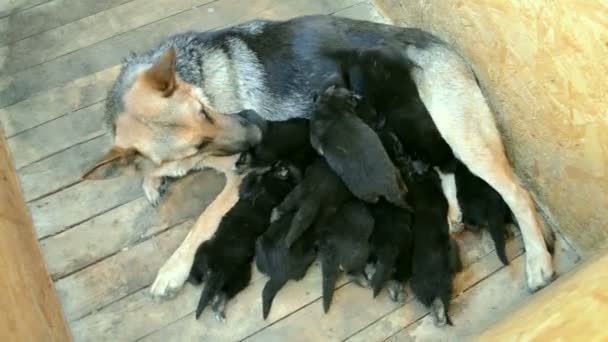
[488,214,509,265]
[321,247,340,313]
[285,202,319,248]
[196,271,224,319]
[262,277,287,320]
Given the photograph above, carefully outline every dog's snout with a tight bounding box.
[236,109,266,130]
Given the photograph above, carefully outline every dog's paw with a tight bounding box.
[149,252,192,299]
[143,176,168,207]
[449,220,465,234]
[386,280,406,303]
[447,201,463,234]
[526,248,555,292]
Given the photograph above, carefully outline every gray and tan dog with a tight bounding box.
[82,15,555,299]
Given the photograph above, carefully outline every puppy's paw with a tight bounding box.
[430,298,447,327]
[143,176,168,207]
[349,271,371,288]
[212,294,227,322]
[526,248,555,292]
[364,263,376,281]
[386,280,406,303]
[270,208,282,223]
[149,252,193,300]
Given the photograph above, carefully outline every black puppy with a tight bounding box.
[399,155,462,327]
[189,161,302,321]
[318,199,375,313]
[309,83,408,208]
[455,161,513,265]
[255,211,317,319]
[325,45,457,173]
[271,158,352,247]
[366,199,413,302]
[235,117,313,172]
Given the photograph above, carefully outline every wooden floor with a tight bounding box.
[0,1,581,341]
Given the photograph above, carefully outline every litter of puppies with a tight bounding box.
[188,44,513,325]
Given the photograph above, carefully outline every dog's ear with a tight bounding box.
[144,47,177,97]
[81,146,145,180]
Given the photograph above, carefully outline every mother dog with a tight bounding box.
[82,15,554,297]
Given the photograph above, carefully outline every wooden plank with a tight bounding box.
[55,220,191,322]
[41,169,224,279]
[243,235,525,342]
[0,0,134,45]
[0,66,118,137]
[0,127,72,341]
[332,0,390,23]
[475,249,608,342]
[0,0,49,18]
[3,0,217,75]
[19,134,111,201]
[347,233,580,342]
[0,0,361,108]
[137,263,349,342]
[28,175,142,239]
[7,101,106,169]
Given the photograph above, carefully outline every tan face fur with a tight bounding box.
[83,48,262,180]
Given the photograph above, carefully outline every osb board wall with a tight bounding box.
[373,0,608,255]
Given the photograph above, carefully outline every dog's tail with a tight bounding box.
[196,270,224,319]
[488,214,509,265]
[285,201,320,248]
[321,246,340,313]
[262,277,287,320]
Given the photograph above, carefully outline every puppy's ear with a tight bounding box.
[144,47,177,97]
[82,146,145,180]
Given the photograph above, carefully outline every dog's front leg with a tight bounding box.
[149,172,243,299]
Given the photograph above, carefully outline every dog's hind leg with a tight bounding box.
[150,166,242,299]
[406,44,554,291]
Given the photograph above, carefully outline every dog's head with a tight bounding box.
[82,47,263,180]
[239,161,303,202]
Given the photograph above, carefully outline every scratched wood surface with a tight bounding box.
[0,0,580,341]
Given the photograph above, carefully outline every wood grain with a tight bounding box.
[476,249,608,342]
[41,170,224,279]
[0,128,71,341]
[0,0,134,45]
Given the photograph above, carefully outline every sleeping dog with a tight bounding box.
[309,82,408,209]
[189,160,303,320]
[85,15,554,299]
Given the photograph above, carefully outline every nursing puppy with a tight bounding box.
[366,199,413,302]
[455,162,513,265]
[318,199,374,313]
[271,158,352,247]
[399,156,462,326]
[189,161,302,320]
[309,83,408,209]
[255,212,317,319]
[236,117,312,172]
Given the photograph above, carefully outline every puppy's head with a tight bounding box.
[82,48,263,180]
[313,82,360,121]
[239,161,302,202]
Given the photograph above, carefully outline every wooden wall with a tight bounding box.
[373,0,608,255]
[0,128,72,341]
